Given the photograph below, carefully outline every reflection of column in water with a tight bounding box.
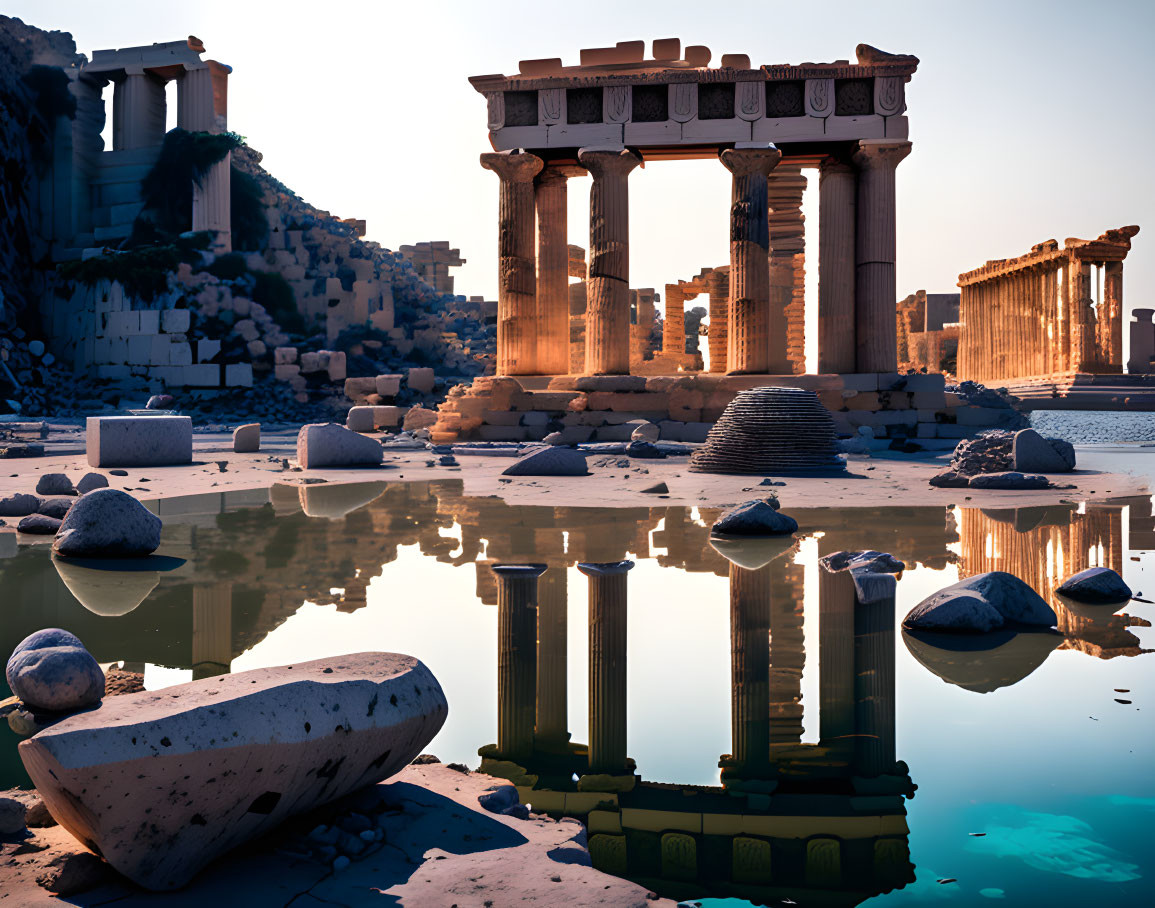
[192,581,233,680]
[818,565,855,757]
[536,566,569,751]
[580,561,634,774]
[729,560,771,774]
[770,556,806,745]
[854,584,896,777]
[493,564,546,762]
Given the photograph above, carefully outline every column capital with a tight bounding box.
[492,563,549,578]
[577,147,642,179]
[538,162,585,184]
[481,150,544,183]
[719,144,782,177]
[819,155,855,175]
[852,140,912,171]
[577,560,635,577]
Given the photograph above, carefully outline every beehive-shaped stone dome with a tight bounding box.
[689,386,844,474]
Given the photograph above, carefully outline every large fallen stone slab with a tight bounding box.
[968,471,1049,490]
[296,423,384,469]
[1056,566,1132,604]
[53,489,161,559]
[86,416,192,468]
[1012,428,1076,473]
[904,571,1057,633]
[19,653,448,891]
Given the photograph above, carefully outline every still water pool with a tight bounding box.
[2,479,1153,905]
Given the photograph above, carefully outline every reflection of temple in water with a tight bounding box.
[478,550,915,904]
[957,499,1153,659]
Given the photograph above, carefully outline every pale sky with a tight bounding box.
[9,0,1153,319]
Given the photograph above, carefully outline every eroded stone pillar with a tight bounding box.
[818,159,856,373]
[853,140,911,372]
[535,166,573,375]
[579,148,642,375]
[729,560,771,774]
[112,71,165,151]
[720,144,782,374]
[482,151,545,375]
[663,283,686,357]
[1068,260,1094,371]
[182,61,233,252]
[580,560,634,774]
[493,563,546,761]
[1104,261,1124,370]
[768,164,807,374]
[192,581,232,680]
[708,270,730,372]
[536,566,569,750]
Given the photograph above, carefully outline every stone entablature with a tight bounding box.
[957,226,1139,384]
[470,41,916,154]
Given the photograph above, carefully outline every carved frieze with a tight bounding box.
[604,85,631,123]
[804,79,834,118]
[670,83,696,122]
[736,81,764,121]
[874,77,905,116]
[486,92,504,130]
[539,88,564,124]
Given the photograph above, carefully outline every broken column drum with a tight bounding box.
[690,386,844,474]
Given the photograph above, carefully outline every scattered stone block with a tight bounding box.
[346,406,376,433]
[903,571,1056,633]
[403,407,439,431]
[375,374,402,397]
[0,443,44,459]
[1012,428,1075,473]
[274,347,298,364]
[371,406,402,429]
[1056,567,1132,604]
[36,499,72,520]
[929,470,969,488]
[407,367,435,394]
[18,654,448,891]
[629,420,659,443]
[297,423,384,469]
[53,488,162,558]
[6,629,104,713]
[502,446,589,477]
[86,416,192,468]
[233,424,260,453]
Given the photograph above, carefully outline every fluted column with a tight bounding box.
[720,144,782,374]
[535,566,569,750]
[180,62,232,252]
[482,151,545,375]
[818,564,855,759]
[818,159,857,373]
[580,560,634,774]
[729,561,771,773]
[636,289,656,361]
[493,563,546,761]
[579,148,642,375]
[193,155,232,253]
[708,270,730,372]
[854,583,897,777]
[853,140,911,373]
[112,71,165,151]
[535,166,572,375]
[663,283,686,357]
[1104,261,1124,370]
[1069,259,1094,371]
[192,581,233,680]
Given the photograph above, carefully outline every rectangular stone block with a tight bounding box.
[844,392,880,410]
[375,374,402,397]
[482,410,523,427]
[275,364,301,381]
[956,406,1009,426]
[371,406,402,428]
[86,416,193,467]
[910,391,945,409]
[138,310,160,335]
[344,377,377,402]
[127,335,151,365]
[840,373,879,392]
[225,364,253,387]
[160,308,190,333]
[901,373,946,392]
[169,342,193,366]
[196,340,221,363]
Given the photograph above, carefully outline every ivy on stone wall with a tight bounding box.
[58,232,211,301]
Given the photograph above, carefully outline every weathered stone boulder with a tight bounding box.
[19,653,448,891]
[904,571,1056,633]
[6,629,105,713]
[0,795,27,834]
[502,446,589,477]
[53,489,162,559]
[629,420,659,443]
[1012,428,1076,473]
[711,498,798,537]
[35,473,74,496]
[0,493,41,517]
[297,423,384,469]
[1056,566,1132,604]
[74,473,109,495]
[968,471,1049,490]
[233,423,260,453]
[17,513,61,535]
[37,498,73,519]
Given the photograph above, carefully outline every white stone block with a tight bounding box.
[86,416,193,467]
[371,406,402,428]
[375,374,402,397]
[138,310,160,335]
[225,363,253,388]
[196,340,221,363]
[169,342,193,366]
[127,335,151,364]
[407,367,435,394]
[275,346,298,364]
[346,406,376,433]
[161,308,190,334]
[327,351,347,383]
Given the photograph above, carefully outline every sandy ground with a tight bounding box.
[1,426,1150,518]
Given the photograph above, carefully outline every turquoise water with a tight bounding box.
[2,479,1153,905]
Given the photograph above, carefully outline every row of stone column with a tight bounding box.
[484,139,910,377]
[958,257,1124,384]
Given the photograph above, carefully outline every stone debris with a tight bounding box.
[0,795,28,834]
[402,406,439,431]
[967,471,1049,490]
[690,387,843,474]
[17,514,61,534]
[37,498,73,519]
[641,481,669,494]
[86,416,193,468]
[6,629,105,713]
[0,492,41,516]
[296,423,385,469]
[35,473,73,496]
[712,498,798,537]
[501,446,589,477]
[820,549,906,604]
[18,653,448,891]
[1012,427,1076,473]
[1056,567,1132,604]
[232,423,260,453]
[904,571,1057,633]
[53,488,162,558]
[929,469,970,488]
[36,851,110,896]
[74,472,108,494]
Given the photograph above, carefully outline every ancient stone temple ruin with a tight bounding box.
[470,38,917,377]
[956,227,1139,385]
[399,242,465,295]
[896,290,959,375]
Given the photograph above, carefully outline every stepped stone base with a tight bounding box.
[432,373,1022,445]
[1002,371,1155,410]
